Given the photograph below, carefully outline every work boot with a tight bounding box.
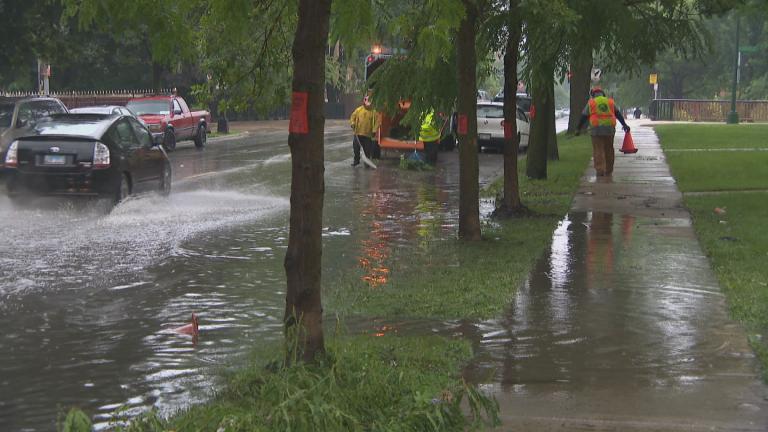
[351,161,360,167]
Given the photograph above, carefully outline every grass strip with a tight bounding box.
[655,124,768,150]
[62,336,498,431]
[327,135,593,320]
[655,124,768,192]
[657,124,768,377]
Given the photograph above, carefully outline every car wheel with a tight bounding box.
[164,130,177,152]
[194,124,206,149]
[160,162,172,196]
[114,173,130,205]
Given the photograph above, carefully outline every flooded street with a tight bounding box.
[0,120,512,431]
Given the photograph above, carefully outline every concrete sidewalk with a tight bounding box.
[487,122,768,431]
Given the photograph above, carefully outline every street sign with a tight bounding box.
[739,45,759,54]
[649,74,658,85]
[591,68,602,83]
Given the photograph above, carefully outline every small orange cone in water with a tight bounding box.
[173,313,199,336]
[620,131,638,154]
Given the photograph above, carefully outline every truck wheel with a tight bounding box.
[163,130,177,151]
[194,124,206,149]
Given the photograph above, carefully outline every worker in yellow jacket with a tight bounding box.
[349,96,378,167]
[419,110,440,164]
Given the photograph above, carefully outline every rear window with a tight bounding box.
[126,100,170,115]
[477,105,504,119]
[0,103,13,128]
[16,100,67,126]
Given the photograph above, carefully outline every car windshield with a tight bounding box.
[477,105,504,119]
[0,103,13,128]
[126,100,169,115]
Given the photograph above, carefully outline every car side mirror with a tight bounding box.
[173,109,182,116]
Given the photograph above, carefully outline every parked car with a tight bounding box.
[1,97,68,170]
[126,95,210,151]
[492,91,533,116]
[477,102,530,152]
[69,105,137,117]
[4,113,171,206]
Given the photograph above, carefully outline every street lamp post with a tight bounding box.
[727,14,740,124]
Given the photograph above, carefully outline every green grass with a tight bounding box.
[64,336,498,432]
[655,124,768,150]
[657,124,768,377]
[327,135,593,320]
[656,124,768,192]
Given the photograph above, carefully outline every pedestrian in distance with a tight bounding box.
[634,107,642,119]
[576,87,630,176]
[349,95,378,167]
[419,110,440,165]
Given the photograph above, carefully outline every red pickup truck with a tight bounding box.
[126,95,210,150]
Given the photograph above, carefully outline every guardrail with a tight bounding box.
[649,99,768,122]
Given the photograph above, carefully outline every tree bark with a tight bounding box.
[457,0,481,241]
[283,0,331,363]
[152,61,162,93]
[545,76,558,161]
[568,44,592,134]
[526,55,552,179]
[496,0,524,215]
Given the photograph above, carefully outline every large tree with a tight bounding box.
[283,0,332,363]
[456,0,482,240]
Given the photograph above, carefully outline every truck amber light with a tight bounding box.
[4,141,18,168]
[93,142,111,169]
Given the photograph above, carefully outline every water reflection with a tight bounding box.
[459,211,768,426]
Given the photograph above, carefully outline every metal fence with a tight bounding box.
[649,99,768,122]
[1,89,350,120]
[0,89,173,109]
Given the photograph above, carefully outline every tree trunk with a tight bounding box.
[568,44,592,134]
[526,55,552,179]
[497,0,524,215]
[545,76,558,161]
[152,61,162,93]
[457,0,481,241]
[283,0,331,364]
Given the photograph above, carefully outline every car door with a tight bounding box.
[175,97,195,139]
[126,117,165,192]
[171,98,190,140]
[109,118,155,192]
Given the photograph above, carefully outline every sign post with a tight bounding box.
[649,74,658,100]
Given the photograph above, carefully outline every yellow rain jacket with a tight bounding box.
[350,105,378,138]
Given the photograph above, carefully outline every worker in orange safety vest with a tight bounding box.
[576,87,630,176]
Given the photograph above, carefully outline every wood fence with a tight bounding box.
[0,89,173,109]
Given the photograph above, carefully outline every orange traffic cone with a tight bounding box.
[620,131,638,154]
[172,313,199,336]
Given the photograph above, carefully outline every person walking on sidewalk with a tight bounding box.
[576,87,630,176]
[349,95,378,167]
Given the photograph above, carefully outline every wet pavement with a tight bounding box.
[468,123,768,431]
[0,119,526,431]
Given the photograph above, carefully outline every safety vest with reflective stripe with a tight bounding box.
[588,96,616,127]
[419,111,440,142]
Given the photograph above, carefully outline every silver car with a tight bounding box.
[1,97,69,167]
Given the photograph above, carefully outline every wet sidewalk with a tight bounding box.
[477,124,768,431]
